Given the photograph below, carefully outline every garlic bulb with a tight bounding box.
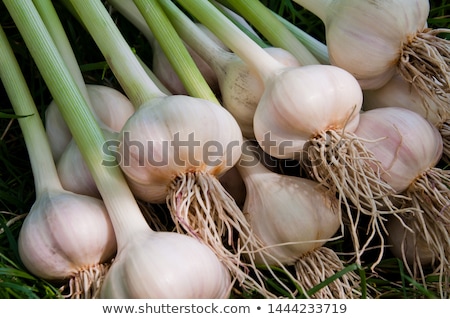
[46,84,135,161]
[158,0,302,138]
[217,47,301,138]
[386,215,436,268]
[100,231,232,298]
[253,64,362,159]
[55,84,135,197]
[363,72,450,164]
[236,140,362,298]
[293,0,450,108]
[45,99,72,162]
[119,95,242,202]
[355,107,450,291]
[354,107,443,193]
[363,73,448,128]
[57,139,102,198]
[18,190,117,298]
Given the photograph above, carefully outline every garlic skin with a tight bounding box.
[299,0,429,90]
[18,190,117,281]
[45,99,72,162]
[218,47,301,138]
[57,139,102,198]
[386,215,435,266]
[354,107,443,193]
[46,84,135,161]
[236,147,340,265]
[55,85,135,197]
[100,231,232,298]
[84,85,136,132]
[119,95,243,203]
[235,143,364,299]
[253,64,362,159]
[363,73,448,127]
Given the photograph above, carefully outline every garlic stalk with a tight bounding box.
[34,0,95,162]
[32,0,135,198]
[108,0,226,96]
[4,0,233,299]
[0,23,116,298]
[211,0,264,44]
[160,0,301,139]
[293,0,450,111]
[67,0,277,297]
[176,0,410,267]
[217,0,320,65]
[271,10,329,65]
[354,106,450,297]
[236,140,362,298]
[134,0,220,103]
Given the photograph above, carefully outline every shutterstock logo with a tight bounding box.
[100,131,338,169]
[101,131,241,168]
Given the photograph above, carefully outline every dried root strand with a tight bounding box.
[294,247,363,299]
[439,121,450,164]
[167,171,283,298]
[399,29,450,114]
[303,130,411,267]
[402,168,450,297]
[65,263,111,299]
[391,210,450,299]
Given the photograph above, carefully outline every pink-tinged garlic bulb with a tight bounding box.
[236,140,362,298]
[355,106,450,296]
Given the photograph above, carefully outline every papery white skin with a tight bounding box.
[386,215,435,266]
[55,85,135,197]
[237,153,340,265]
[46,84,135,161]
[156,1,302,138]
[45,99,72,162]
[119,95,243,203]
[18,190,117,280]
[100,231,231,298]
[235,142,365,299]
[254,64,362,159]
[363,73,448,127]
[84,85,136,132]
[57,139,102,198]
[293,0,429,89]
[218,47,301,138]
[354,107,443,193]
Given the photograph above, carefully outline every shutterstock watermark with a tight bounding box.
[101,131,338,169]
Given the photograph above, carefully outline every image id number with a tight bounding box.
[268,303,347,314]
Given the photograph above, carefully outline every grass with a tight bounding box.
[0,0,449,299]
